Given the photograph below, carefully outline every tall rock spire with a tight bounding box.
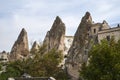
[10,28,29,60]
[43,16,66,52]
[66,12,93,80]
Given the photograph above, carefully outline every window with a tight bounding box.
[84,49,88,55]
[106,35,110,41]
[99,27,102,31]
[68,39,71,42]
[87,33,89,36]
[117,24,120,27]
[94,29,96,34]
[84,50,87,55]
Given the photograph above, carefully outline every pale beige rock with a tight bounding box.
[43,16,66,52]
[66,12,93,80]
[31,41,40,52]
[10,28,29,60]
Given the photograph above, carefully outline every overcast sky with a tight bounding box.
[0,0,120,52]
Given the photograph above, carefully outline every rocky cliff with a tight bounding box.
[66,12,93,80]
[43,16,66,52]
[10,28,29,60]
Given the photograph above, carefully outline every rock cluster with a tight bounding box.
[6,12,116,80]
[43,16,66,52]
[10,28,29,60]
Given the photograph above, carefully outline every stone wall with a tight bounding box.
[98,27,120,42]
[91,23,102,35]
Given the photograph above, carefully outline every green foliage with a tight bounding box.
[0,45,67,80]
[29,48,63,77]
[80,39,120,80]
[0,62,21,80]
[0,63,2,71]
[54,69,68,80]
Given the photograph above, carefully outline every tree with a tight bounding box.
[29,48,63,77]
[0,45,68,80]
[80,39,120,80]
[0,61,21,80]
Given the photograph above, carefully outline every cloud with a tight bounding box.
[0,0,120,51]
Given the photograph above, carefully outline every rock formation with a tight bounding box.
[0,51,9,62]
[10,28,29,60]
[30,41,40,54]
[31,41,40,51]
[66,12,93,80]
[43,16,66,52]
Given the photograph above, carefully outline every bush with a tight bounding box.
[80,39,120,80]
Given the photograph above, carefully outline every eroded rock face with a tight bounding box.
[66,12,93,80]
[30,41,40,54]
[10,28,29,60]
[31,41,40,51]
[43,16,66,52]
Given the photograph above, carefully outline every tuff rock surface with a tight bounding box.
[43,16,65,52]
[30,41,40,54]
[10,28,29,60]
[66,12,93,80]
[31,41,40,51]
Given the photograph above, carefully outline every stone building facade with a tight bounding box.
[65,22,120,48]
[98,26,120,42]
[91,21,120,43]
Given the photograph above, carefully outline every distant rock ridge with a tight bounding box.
[43,16,66,52]
[10,28,29,60]
[66,12,93,80]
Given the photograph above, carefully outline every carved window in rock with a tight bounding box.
[84,49,88,55]
[67,39,72,45]
[106,35,110,41]
[94,28,96,34]
[87,33,89,36]
[67,39,71,42]
[99,27,102,31]
[117,24,120,27]
[87,26,91,31]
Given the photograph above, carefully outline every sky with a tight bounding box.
[0,0,120,52]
